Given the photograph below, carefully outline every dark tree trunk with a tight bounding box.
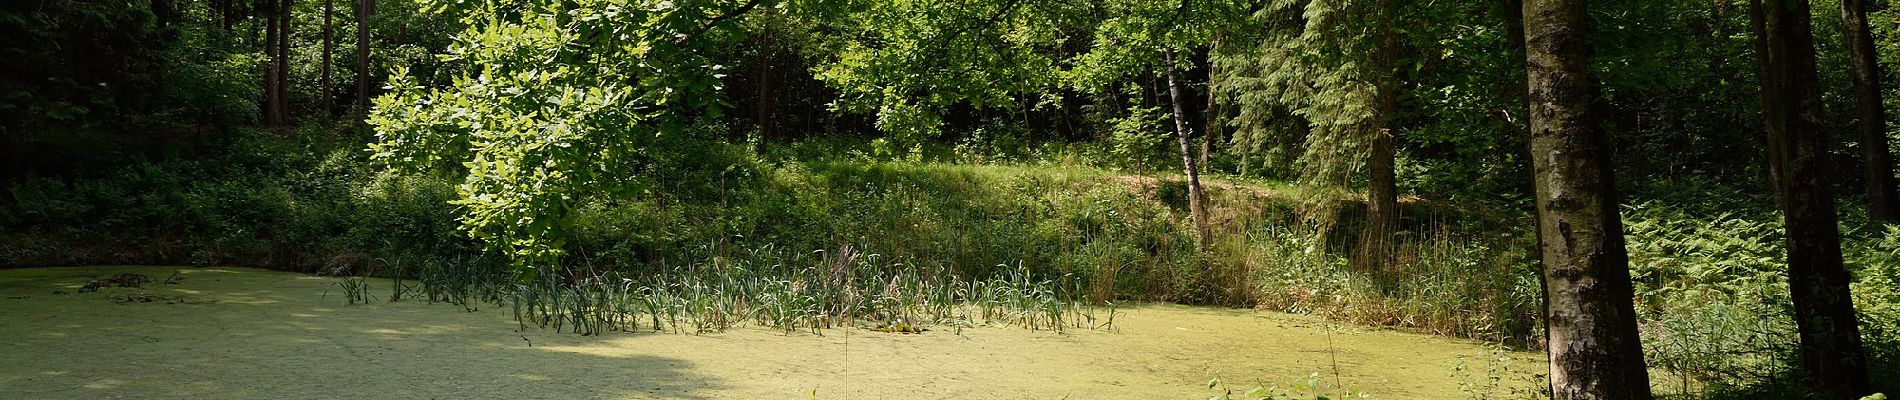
[1202,37,1221,172]
[276,0,292,126]
[1757,0,1874,396]
[1751,0,1785,211]
[263,0,282,128]
[322,0,334,117]
[1358,0,1401,273]
[1164,49,1209,251]
[151,0,175,30]
[1503,0,1526,52]
[756,10,775,142]
[1841,0,1900,224]
[355,0,374,116]
[1201,99,1217,171]
[218,0,239,32]
[1521,0,1653,398]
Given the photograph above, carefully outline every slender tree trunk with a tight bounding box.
[1358,0,1401,273]
[1751,0,1786,211]
[322,0,334,117]
[355,0,374,116]
[223,0,243,32]
[1841,0,1900,224]
[1522,0,1653,398]
[1164,49,1210,251]
[756,10,775,143]
[1202,37,1221,172]
[1758,0,1874,396]
[263,0,282,128]
[249,0,262,45]
[276,0,292,126]
[1201,99,1217,171]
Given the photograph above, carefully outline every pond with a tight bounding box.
[0,266,1540,399]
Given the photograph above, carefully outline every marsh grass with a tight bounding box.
[395,244,1114,336]
[327,275,375,304]
[1238,222,1541,346]
[355,162,1531,341]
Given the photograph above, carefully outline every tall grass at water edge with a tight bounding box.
[377,244,1118,336]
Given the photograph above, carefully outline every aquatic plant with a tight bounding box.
[396,244,1115,336]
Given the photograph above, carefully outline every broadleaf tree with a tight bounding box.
[368,0,762,274]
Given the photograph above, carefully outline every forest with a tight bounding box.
[2,0,1899,398]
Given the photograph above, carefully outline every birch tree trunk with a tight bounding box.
[1164,49,1209,251]
[1523,0,1653,397]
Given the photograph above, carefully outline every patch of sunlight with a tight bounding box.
[212,298,280,305]
[511,373,551,381]
[83,379,124,389]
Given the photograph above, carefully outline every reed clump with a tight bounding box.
[384,244,1116,336]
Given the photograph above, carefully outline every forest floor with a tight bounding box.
[0,266,1541,399]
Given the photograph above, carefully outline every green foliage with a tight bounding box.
[0,0,267,179]
[1211,0,1387,186]
[809,0,1079,144]
[370,0,759,269]
[1621,201,1795,395]
[0,131,476,270]
[1617,197,1900,398]
[1242,221,1542,345]
[1848,226,1900,390]
[1104,106,1175,171]
[1450,346,1550,400]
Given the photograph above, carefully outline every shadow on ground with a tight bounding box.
[0,266,719,399]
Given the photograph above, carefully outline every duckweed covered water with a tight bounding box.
[0,266,1540,399]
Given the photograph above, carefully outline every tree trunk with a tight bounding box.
[756,10,775,143]
[1358,0,1401,273]
[1841,0,1900,224]
[277,0,292,127]
[1751,0,1786,211]
[1758,0,1874,396]
[1201,99,1217,171]
[263,0,282,128]
[1164,49,1210,251]
[355,0,374,116]
[1522,0,1653,398]
[322,0,334,117]
[215,0,228,31]
[1202,37,1221,172]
